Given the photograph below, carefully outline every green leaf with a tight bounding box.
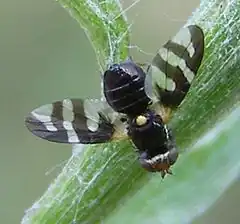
[21,0,240,223]
[105,106,240,224]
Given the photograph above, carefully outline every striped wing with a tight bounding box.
[145,25,204,121]
[25,98,128,144]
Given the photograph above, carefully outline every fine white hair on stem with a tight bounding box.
[21,0,240,224]
[45,159,69,176]
[112,0,141,22]
[127,44,155,57]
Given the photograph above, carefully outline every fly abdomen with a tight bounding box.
[105,79,149,115]
[103,59,150,116]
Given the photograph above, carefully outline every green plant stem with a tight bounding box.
[105,106,240,224]
[57,0,130,71]
[21,0,240,223]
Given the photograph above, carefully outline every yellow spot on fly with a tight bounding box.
[136,115,147,126]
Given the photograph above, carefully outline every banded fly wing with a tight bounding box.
[145,25,204,118]
[25,98,128,144]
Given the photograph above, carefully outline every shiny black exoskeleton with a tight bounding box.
[103,59,178,177]
[128,111,168,155]
[25,25,204,178]
[127,110,178,175]
[103,59,151,116]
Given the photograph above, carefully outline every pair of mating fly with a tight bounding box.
[25,25,204,178]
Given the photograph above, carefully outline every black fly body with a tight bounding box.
[25,25,204,178]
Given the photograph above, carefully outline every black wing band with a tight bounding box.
[145,25,204,109]
[25,99,115,144]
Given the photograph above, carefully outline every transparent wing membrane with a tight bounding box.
[145,25,204,109]
[25,98,128,144]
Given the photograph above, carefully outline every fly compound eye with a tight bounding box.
[136,115,147,126]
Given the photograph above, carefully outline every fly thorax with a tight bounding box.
[128,112,168,153]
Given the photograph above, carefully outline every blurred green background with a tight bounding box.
[0,0,239,223]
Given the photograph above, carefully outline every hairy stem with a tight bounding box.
[22,0,240,223]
